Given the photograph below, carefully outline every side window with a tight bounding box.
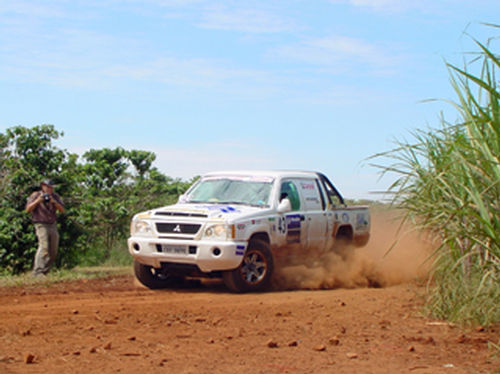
[280,181,301,211]
[321,179,342,207]
[299,179,323,211]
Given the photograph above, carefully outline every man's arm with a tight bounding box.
[26,193,43,213]
[51,196,65,213]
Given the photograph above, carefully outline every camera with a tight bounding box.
[43,193,50,202]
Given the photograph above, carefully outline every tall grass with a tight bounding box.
[372,26,500,326]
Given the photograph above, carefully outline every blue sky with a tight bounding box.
[0,0,498,199]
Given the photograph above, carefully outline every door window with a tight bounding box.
[279,181,301,211]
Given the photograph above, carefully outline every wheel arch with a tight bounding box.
[335,224,353,242]
[248,232,270,246]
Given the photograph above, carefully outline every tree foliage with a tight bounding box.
[0,125,192,274]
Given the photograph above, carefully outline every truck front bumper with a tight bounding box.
[128,236,247,272]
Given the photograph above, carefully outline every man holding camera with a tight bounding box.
[26,180,65,277]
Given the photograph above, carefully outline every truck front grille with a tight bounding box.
[155,223,201,235]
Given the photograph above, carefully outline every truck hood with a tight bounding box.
[144,203,270,222]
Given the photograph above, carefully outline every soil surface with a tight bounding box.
[0,275,498,374]
[1,211,498,373]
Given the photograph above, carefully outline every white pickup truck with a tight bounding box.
[128,170,370,292]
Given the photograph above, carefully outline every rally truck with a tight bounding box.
[128,170,370,292]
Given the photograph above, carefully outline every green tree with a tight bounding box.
[0,125,194,273]
[128,150,156,179]
[0,125,85,273]
[79,148,131,258]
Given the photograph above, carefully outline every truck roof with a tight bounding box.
[202,170,322,179]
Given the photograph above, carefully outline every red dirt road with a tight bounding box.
[1,212,498,373]
[0,275,498,374]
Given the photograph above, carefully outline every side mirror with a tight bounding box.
[277,198,292,214]
[178,194,188,203]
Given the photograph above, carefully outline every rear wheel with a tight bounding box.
[223,240,273,292]
[134,260,181,289]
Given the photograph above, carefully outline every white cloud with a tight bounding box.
[197,5,295,33]
[328,0,469,14]
[0,17,274,93]
[275,34,403,74]
[349,0,404,10]
[0,1,66,18]
[329,0,418,12]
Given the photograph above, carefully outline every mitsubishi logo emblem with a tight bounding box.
[173,225,181,233]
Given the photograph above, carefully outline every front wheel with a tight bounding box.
[223,240,274,293]
[134,260,181,289]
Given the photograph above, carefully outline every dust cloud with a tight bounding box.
[273,210,435,290]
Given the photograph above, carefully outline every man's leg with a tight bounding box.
[33,224,52,276]
[47,224,59,269]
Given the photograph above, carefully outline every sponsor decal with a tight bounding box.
[251,219,262,225]
[268,217,276,222]
[356,213,368,229]
[342,213,349,223]
[278,217,287,234]
[286,214,301,244]
[235,245,245,256]
[286,215,301,229]
[237,224,246,230]
[301,182,315,190]
[194,205,241,214]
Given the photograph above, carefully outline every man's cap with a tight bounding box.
[40,179,55,187]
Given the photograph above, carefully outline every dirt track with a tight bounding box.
[1,212,498,373]
[0,275,498,374]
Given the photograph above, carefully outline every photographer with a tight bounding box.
[26,180,65,277]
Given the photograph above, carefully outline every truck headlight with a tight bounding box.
[204,224,235,239]
[132,220,152,236]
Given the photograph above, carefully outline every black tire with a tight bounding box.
[134,260,181,289]
[223,240,274,293]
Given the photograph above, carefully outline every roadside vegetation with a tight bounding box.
[0,125,193,275]
[0,266,132,288]
[372,25,500,327]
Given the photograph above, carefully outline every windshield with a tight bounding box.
[186,177,274,207]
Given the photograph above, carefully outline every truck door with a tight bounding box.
[298,179,328,251]
[278,180,307,250]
